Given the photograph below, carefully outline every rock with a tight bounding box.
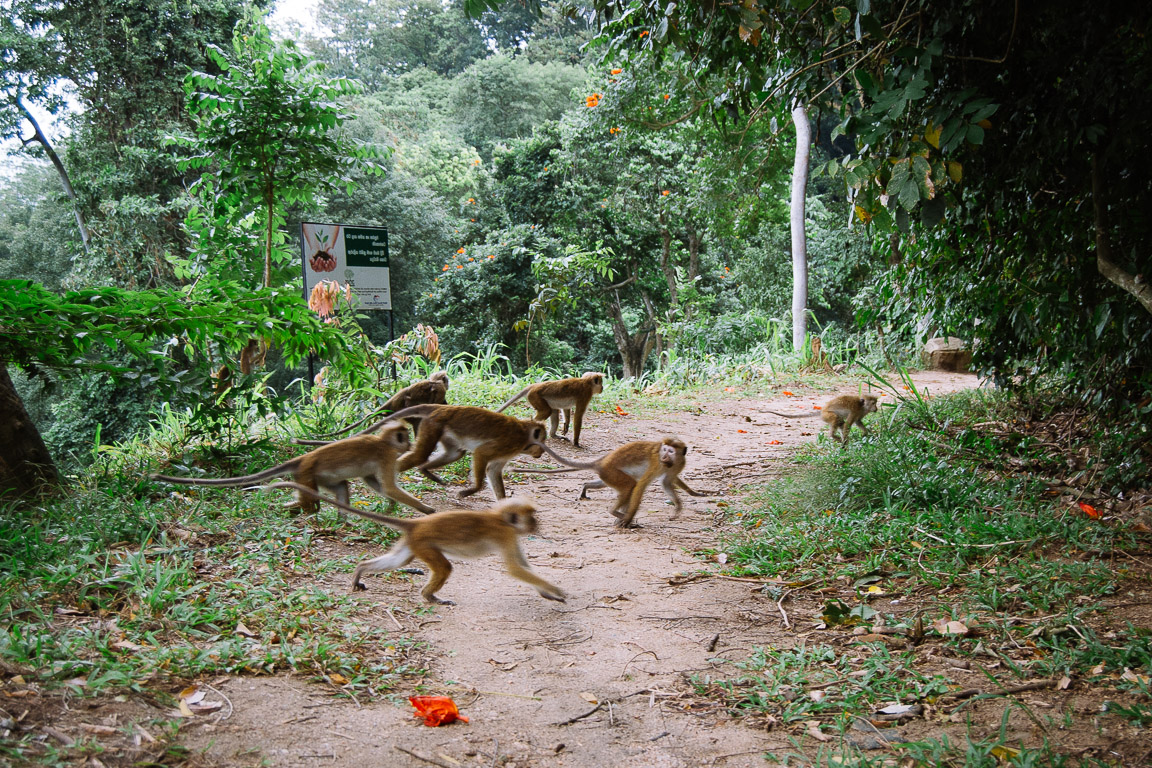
[922,337,972,372]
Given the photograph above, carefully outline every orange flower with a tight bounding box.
[442,265,450,271]
[585,93,601,108]
[615,405,629,416]
[544,166,549,171]
[661,190,670,196]
[664,94,671,100]
[457,247,465,254]
[456,264,463,269]
[611,68,622,75]
[1078,501,1102,519]
[639,30,648,37]
[487,254,495,259]
[467,257,474,261]
[410,696,468,727]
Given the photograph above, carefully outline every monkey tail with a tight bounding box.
[514,466,584,475]
[358,404,439,436]
[764,410,823,419]
[496,387,531,413]
[536,443,600,470]
[152,462,294,487]
[254,482,416,530]
[312,405,389,439]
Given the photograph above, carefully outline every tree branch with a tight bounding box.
[1093,155,1152,315]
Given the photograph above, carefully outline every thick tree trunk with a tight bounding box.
[18,99,90,254]
[0,365,61,498]
[790,105,811,351]
[606,292,655,379]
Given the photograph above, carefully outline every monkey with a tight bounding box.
[258,482,565,605]
[152,422,435,517]
[496,372,604,448]
[309,372,450,441]
[355,404,583,500]
[764,394,879,445]
[517,438,707,529]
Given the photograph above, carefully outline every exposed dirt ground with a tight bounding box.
[12,371,1150,766]
[172,371,1003,767]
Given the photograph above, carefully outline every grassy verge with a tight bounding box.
[702,386,1152,766]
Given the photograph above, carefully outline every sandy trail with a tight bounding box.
[187,372,981,767]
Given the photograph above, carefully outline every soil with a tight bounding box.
[179,372,1001,768]
[12,371,1151,766]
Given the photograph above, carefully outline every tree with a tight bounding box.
[789,105,810,351]
[0,279,364,498]
[172,13,385,289]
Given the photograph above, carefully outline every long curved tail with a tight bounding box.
[496,387,531,413]
[357,404,439,436]
[152,462,293,487]
[255,482,414,530]
[536,443,600,470]
[764,410,822,419]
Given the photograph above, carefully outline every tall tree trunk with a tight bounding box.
[790,105,811,351]
[0,365,61,499]
[605,292,655,379]
[18,99,90,254]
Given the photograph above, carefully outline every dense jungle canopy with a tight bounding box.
[0,0,1149,491]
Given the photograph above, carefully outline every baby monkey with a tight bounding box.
[765,394,879,445]
[260,482,566,606]
[519,437,707,528]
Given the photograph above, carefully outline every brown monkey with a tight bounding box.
[260,482,565,605]
[311,371,450,440]
[497,372,604,447]
[519,438,707,528]
[360,404,580,500]
[152,422,434,517]
[765,394,879,445]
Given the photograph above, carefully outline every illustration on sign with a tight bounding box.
[301,222,391,310]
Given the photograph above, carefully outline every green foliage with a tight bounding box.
[449,53,585,157]
[0,279,365,387]
[170,12,385,288]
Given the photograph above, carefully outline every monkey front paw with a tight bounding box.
[427,597,456,606]
[352,581,368,592]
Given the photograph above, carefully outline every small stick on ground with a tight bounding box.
[395,746,457,768]
[776,589,793,630]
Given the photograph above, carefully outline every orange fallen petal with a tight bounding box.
[813,405,822,410]
[724,387,736,392]
[1078,502,1102,519]
[410,696,469,727]
[737,429,747,433]
[767,440,782,445]
[615,405,629,416]
[782,391,794,396]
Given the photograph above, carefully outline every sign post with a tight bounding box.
[300,222,394,380]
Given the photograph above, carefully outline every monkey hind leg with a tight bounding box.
[577,479,605,501]
[351,542,415,591]
[416,549,455,605]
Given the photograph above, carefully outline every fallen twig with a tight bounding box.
[776,589,793,630]
[395,746,457,768]
[551,689,651,726]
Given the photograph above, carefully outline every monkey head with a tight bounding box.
[582,371,605,395]
[496,499,540,535]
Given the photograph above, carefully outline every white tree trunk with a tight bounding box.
[790,105,811,351]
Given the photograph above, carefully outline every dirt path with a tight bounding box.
[187,372,981,767]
